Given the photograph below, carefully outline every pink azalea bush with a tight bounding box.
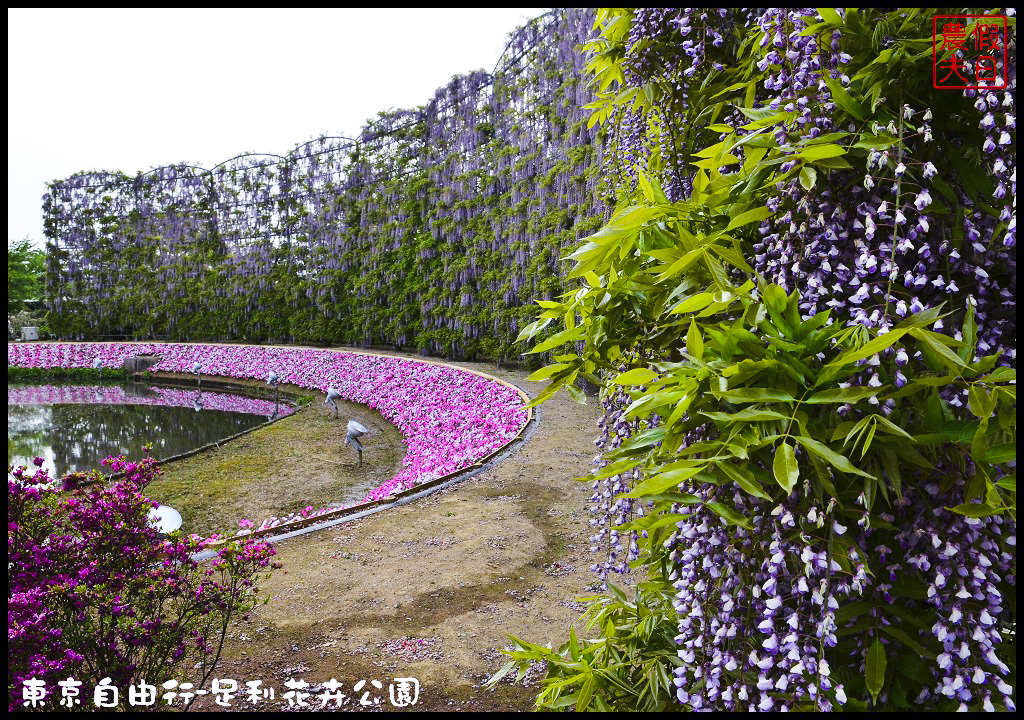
[8,342,530,532]
[8,454,278,711]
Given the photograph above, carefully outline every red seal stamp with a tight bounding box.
[933,15,1009,89]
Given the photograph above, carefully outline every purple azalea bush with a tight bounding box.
[8,453,279,712]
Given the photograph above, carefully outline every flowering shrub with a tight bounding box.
[497,7,1016,713]
[7,342,530,531]
[7,454,278,711]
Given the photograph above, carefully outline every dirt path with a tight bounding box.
[189,359,605,712]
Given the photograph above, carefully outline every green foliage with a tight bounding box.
[8,237,45,313]
[488,582,681,711]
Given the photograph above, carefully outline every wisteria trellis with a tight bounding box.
[43,9,610,359]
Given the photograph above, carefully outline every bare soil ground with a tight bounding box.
[173,357,605,712]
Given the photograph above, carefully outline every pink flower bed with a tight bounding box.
[8,343,530,532]
[8,384,292,418]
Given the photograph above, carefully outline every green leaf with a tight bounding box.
[720,463,773,500]
[981,366,1015,383]
[686,320,704,360]
[805,386,882,404]
[762,283,788,312]
[726,206,775,232]
[516,316,553,342]
[636,166,657,203]
[880,449,902,497]
[795,143,846,161]
[656,248,705,281]
[812,155,854,170]
[981,443,1016,464]
[624,466,703,498]
[945,502,1002,518]
[894,653,938,687]
[568,625,580,661]
[566,383,587,405]
[617,427,665,453]
[854,133,899,150]
[616,512,692,532]
[822,75,866,121]
[908,327,967,369]
[706,501,753,529]
[799,165,817,191]
[967,386,995,419]
[835,600,874,624]
[670,292,715,315]
[623,389,683,420]
[525,363,572,382]
[701,407,790,423]
[525,377,568,409]
[565,241,604,264]
[577,675,594,711]
[871,414,915,441]
[613,367,659,386]
[866,638,886,704]
[527,326,585,354]
[822,328,908,381]
[664,394,694,430]
[960,302,977,362]
[718,388,796,403]
[817,7,843,26]
[861,421,878,459]
[796,436,874,478]
[486,660,518,688]
[879,625,936,659]
[773,443,799,495]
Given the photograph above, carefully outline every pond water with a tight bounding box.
[8,382,290,479]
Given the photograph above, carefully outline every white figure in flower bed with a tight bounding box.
[267,370,282,413]
[325,386,343,418]
[345,419,368,466]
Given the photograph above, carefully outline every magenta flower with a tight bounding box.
[8,342,529,535]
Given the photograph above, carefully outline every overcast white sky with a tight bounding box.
[7,8,549,248]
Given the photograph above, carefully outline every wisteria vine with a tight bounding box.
[511,6,1016,713]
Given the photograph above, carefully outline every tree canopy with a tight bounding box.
[8,237,45,313]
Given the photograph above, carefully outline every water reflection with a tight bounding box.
[8,383,281,479]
